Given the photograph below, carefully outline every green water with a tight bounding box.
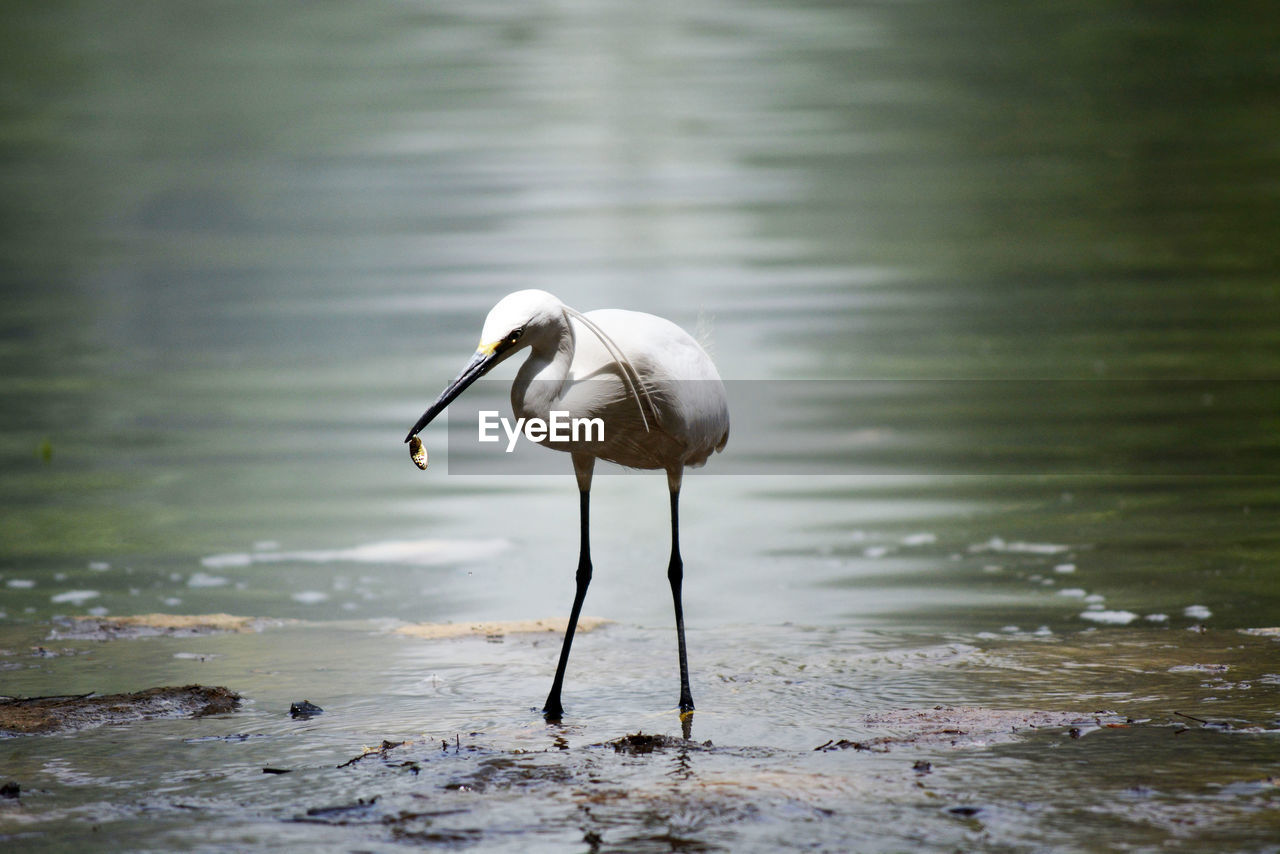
[2,1,1279,851]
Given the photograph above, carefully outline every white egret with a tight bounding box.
[405,289,729,720]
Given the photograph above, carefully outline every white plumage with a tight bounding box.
[491,294,729,475]
[406,289,729,722]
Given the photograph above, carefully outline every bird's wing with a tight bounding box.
[569,310,730,466]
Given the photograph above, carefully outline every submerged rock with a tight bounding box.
[0,685,240,735]
[290,700,324,719]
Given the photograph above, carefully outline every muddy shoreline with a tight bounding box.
[0,686,240,736]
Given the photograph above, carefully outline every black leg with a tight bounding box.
[544,489,591,720]
[669,488,694,713]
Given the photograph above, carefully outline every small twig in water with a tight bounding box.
[1174,711,1209,725]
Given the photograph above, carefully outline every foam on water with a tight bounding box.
[1079,610,1138,625]
[49,590,99,605]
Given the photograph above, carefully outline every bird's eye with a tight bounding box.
[510,327,524,341]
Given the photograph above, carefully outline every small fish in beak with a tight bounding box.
[408,434,429,470]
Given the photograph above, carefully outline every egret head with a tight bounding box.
[478,289,565,353]
[405,290,565,442]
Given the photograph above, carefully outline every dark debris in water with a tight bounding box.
[813,738,887,753]
[292,708,1237,850]
[1172,710,1238,731]
[0,685,240,736]
[289,699,323,719]
[338,739,414,769]
[184,732,268,744]
[604,732,711,755]
[280,710,1214,851]
[815,706,1129,752]
[292,796,381,825]
[336,733,494,774]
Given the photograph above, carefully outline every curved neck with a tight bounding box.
[512,315,574,419]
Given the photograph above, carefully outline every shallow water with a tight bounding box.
[3,0,1280,851]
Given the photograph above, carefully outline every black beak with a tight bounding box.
[404,349,499,442]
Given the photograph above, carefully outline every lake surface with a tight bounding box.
[2,1,1279,851]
